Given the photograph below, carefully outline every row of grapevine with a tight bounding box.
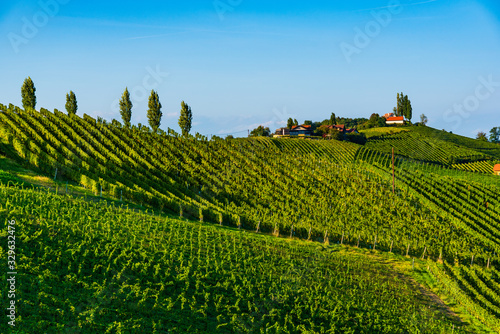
[452,160,498,174]
[365,130,490,165]
[0,184,461,333]
[1,105,499,267]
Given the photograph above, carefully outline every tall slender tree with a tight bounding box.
[403,95,412,121]
[287,118,294,129]
[147,90,162,133]
[21,77,36,110]
[330,113,337,125]
[395,92,412,121]
[178,101,193,137]
[119,87,133,127]
[65,91,77,115]
[395,93,402,116]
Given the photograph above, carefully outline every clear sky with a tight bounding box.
[1,0,499,138]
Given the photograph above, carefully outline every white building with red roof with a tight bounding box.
[385,116,405,125]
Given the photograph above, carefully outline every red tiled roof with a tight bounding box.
[292,125,312,130]
[323,124,345,130]
[494,164,500,171]
[386,116,405,122]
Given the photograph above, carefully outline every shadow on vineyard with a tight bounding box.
[0,104,500,333]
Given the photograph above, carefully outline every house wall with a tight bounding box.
[290,130,313,136]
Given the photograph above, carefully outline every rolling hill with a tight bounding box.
[363,125,500,168]
[1,103,500,333]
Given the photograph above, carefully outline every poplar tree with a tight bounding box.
[119,87,133,127]
[330,113,337,125]
[395,92,413,121]
[147,90,162,133]
[21,77,36,110]
[65,91,77,115]
[404,95,412,121]
[396,92,404,116]
[178,101,193,136]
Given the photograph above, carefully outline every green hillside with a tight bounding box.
[363,125,500,170]
[0,185,462,333]
[1,104,500,332]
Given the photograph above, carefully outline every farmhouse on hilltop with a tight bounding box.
[494,164,500,176]
[385,116,405,125]
[290,125,314,136]
[328,124,346,132]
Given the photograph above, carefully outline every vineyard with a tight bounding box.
[364,126,500,171]
[452,160,498,174]
[0,103,500,332]
[0,185,461,333]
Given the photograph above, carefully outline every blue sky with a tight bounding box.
[1,0,499,138]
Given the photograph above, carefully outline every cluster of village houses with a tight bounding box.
[272,113,500,176]
[274,113,405,137]
[273,124,357,137]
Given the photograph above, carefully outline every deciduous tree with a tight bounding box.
[250,126,270,137]
[476,131,488,141]
[420,114,428,126]
[490,127,500,143]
